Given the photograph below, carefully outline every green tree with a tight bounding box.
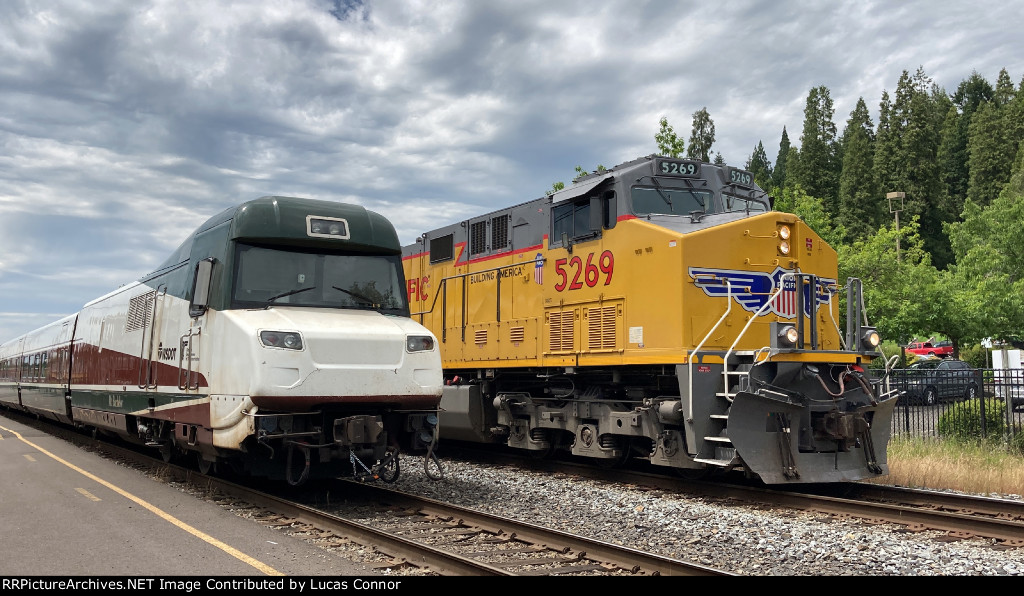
[994,68,1016,107]
[783,145,800,192]
[966,101,1014,207]
[936,105,969,216]
[838,98,879,243]
[794,86,840,216]
[655,117,685,158]
[876,68,949,268]
[745,141,772,189]
[713,152,725,165]
[837,217,940,346]
[772,126,790,190]
[946,152,1024,344]
[686,107,715,162]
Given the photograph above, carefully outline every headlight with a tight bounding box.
[260,330,304,350]
[778,225,791,240]
[406,335,435,352]
[779,240,791,255]
[778,325,799,347]
[860,327,880,350]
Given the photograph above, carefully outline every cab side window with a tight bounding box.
[550,191,616,247]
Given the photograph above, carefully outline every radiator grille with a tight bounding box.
[125,291,156,332]
[548,311,575,352]
[509,326,525,343]
[587,306,617,350]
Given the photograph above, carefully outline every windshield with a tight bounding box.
[909,360,941,370]
[723,193,768,213]
[231,243,408,315]
[631,187,717,216]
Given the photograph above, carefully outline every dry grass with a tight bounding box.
[871,436,1024,497]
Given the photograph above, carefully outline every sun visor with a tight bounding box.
[549,173,615,204]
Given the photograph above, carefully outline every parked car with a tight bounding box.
[893,358,979,405]
[905,340,954,358]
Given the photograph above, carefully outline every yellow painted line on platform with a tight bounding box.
[0,424,282,576]
[23,454,36,462]
[76,487,101,502]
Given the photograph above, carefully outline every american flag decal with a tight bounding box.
[777,276,797,318]
[534,253,544,284]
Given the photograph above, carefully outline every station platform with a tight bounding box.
[0,411,375,578]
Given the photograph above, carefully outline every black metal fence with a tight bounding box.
[872,367,1024,441]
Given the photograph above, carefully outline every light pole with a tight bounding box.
[887,192,905,262]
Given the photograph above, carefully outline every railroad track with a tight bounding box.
[0,410,731,577]
[443,444,1024,549]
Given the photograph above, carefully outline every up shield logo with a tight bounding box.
[687,266,835,319]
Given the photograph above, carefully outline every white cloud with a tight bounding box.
[0,0,1021,340]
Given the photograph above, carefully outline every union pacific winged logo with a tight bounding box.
[687,266,836,319]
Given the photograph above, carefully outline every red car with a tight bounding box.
[905,340,953,358]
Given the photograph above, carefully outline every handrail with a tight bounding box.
[720,272,795,401]
[687,278,731,422]
[408,258,545,343]
[138,286,166,390]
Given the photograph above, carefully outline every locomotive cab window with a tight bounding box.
[631,186,717,217]
[550,192,614,247]
[723,192,769,213]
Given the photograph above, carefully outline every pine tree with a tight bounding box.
[967,100,1013,207]
[838,98,878,242]
[686,107,715,162]
[794,86,840,215]
[773,127,790,190]
[937,106,968,217]
[745,141,772,189]
[994,68,1015,106]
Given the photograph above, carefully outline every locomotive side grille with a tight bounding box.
[491,214,509,250]
[587,306,617,350]
[469,220,487,255]
[125,291,156,332]
[548,311,574,352]
[474,329,488,345]
[509,326,525,343]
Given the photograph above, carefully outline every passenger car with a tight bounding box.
[894,359,979,405]
[905,340,953,358]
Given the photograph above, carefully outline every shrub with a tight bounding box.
[957,343,986,369]
[936,398,1006,441]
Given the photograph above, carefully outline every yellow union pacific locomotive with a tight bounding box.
[402,155,897,484]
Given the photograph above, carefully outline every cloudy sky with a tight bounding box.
[1,0,1021,341]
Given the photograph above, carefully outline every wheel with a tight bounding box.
[595,437,632,469]
[197,454,214,475]
[924,387,938,406]
[159,443,174,464]
[527,429,558,459]
[965,384,978,400]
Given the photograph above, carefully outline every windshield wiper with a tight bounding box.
[649,176,675,212]
[265,286,314,307]
[332,286,380,308]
